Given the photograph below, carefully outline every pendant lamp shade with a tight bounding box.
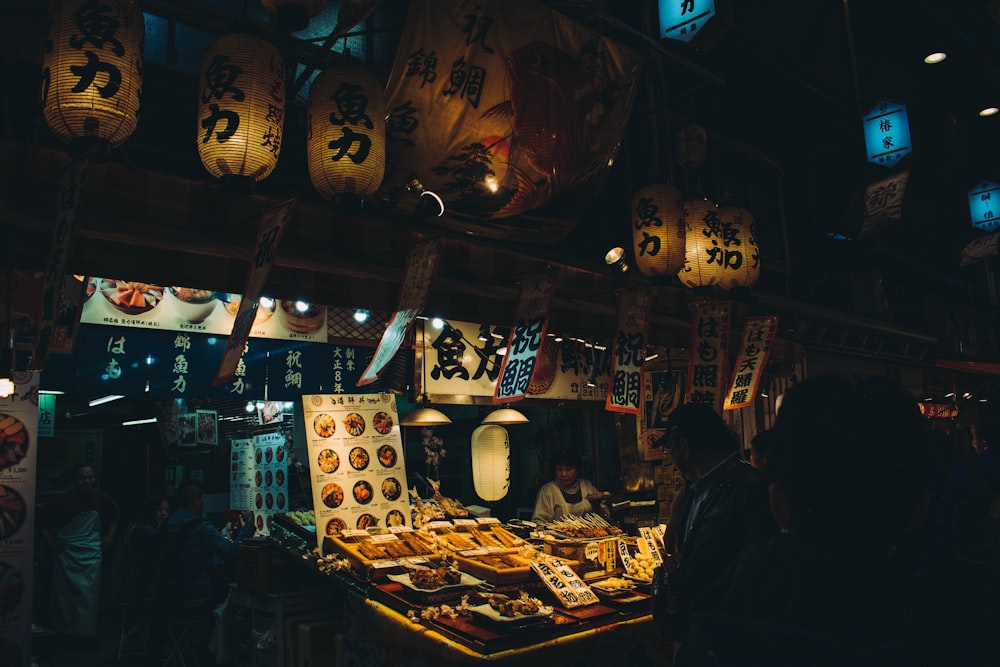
[41,0,144,148]
[260,0,328,31]
[197,33,285,184]
[716,205,761,289]
[631,183,686,278]
[481,406,529,425]
[307,66,387,200]
[471,424,511,502]
[678,197,725,288]
[400,400,452,426]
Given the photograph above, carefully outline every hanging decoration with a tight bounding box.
[470,424,510,502]
[41,0,145,148]
[631,183,686,278]
[685,300,731,413]
[678,198,724,288]
[674,125,707,170]
[197,33,285,185]
[723,316,778,411]
[307,66,387,200]
[259,0,328,31]
[715,205,760,289]
[967,180,1000,233]
[862,99,912,168]
[606,286,652,415]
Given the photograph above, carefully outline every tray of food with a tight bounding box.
[468,592,553,626]
[328,532,440,573]
[387,566,485,593]
[588,576,636,599]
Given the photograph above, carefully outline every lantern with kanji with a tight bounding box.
[197,33,285,185]
[470,425,511,502]
[307,66,386,200]
[631,183,686,278]
[259,0,328,31]
[41,0,144,148]
[678,197,726,288]
[716,205,760,289]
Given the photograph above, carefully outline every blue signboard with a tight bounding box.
[659,0,715,43]
[863,100,912,168]
[968,180,1000,232]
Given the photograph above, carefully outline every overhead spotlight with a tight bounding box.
[431,317,446,329]
[585,374,597,388]
[245,401,256,413]
[405,174,446,217]
[963,392,973,399]
[980,107,999,117]
[593,342,607,352]
[39,389,65,395]
[353,309,370,323]
[604,246,629,273]
[553,335,564,343]
[0,378,13,399]
[923,51,947,64]
[644,351,659,362]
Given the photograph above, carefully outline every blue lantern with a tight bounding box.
[863,100,912,168]
[659,0,715,43]
[968,180,1000,232]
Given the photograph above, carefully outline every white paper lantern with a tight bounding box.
[197,33,285,184]
[678,197,725,288]
[631,183,686,278]
[470,424,510,502]
[307,66,387,199]
[716,205,761,289]
[41,0,144,148]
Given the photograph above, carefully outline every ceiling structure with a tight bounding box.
[2,0,1000,371]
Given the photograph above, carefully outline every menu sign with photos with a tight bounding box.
[229,438,255,511]
[302,393,410,552]
[249,431,290,535]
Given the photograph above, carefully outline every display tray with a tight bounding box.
[553,602,620,623]
[468,602,554,626]
[273,513,317,542]
[429,609,579,654]
[326,535,442,576]
[453,551,581,585]
[373,580,476,608]
[386,571,485,594]
[595,590,652,607]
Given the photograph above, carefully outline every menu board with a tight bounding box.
[249,432,290,536]
[229,438,255,511]
[302,394,410,551]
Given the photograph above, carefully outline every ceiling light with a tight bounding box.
[88,394,124,407]
[481,406,530,425]
[245,401,256,413]
[645,352,659,362]
[923,52,947,64]
[353,309,370,323]
[979,107,999,117]
[431,317,446,329]
[0,378,14,399]
[122,417,157,426]
[604,246,629,273]
[38,389,65,395]
[944,392,955,398]
[259,296,274,309]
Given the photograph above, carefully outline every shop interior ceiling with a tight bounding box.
[3,0,1000,361]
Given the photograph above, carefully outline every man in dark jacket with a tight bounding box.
[653,403,777,653]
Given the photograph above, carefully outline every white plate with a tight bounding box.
[468,602,554,623]
[590,579,636,593]
[386,571,485,593]
[623,574,653,586]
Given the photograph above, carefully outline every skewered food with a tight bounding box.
[357,540,389,560]
[545,513,623,538]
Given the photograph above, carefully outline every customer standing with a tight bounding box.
[531,448,606,523]
[40,462,121,640]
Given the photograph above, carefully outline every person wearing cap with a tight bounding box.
[652,403,777,654]
[531,447,605,524]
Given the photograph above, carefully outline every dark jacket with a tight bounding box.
[165,509,252,606]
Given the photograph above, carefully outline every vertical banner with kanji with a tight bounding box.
[213,199,296,385]
[358,240,441,386]
[606,286,652,414]
[494,271,557,403]
[724,316,779,411]
[685,301,731,412]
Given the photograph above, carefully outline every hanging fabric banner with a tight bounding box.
[860,171,909,239]
[606,286,652,414]
[723,316,778,411]
[213,199,297,386]
[685,301,731,412]
[358,240,441,386]
[494,271,557,403]
[29,151,92,370]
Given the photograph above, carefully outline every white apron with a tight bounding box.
[49,510,103,637]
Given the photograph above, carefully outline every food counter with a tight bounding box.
[259,512,673,667]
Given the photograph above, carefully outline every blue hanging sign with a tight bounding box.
[863,100,912,168]
[968,180,1000,232]
[659,0,715,43]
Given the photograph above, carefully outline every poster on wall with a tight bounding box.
[0,371,40,667]
[638,369,685,461]
[229,438,255,511]
[301,394,409,553]
[249,431,290,535]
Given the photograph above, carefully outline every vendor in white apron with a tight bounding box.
[531,448,605,524]
[41,463,120,638]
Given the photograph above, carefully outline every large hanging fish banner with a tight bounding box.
[382,0,641,242]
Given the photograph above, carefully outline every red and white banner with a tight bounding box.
[494,271,557,402]
[213,199,297,385]
[358,240,441,386]
[606,286,653,414]
[724,316,779,411]
[685,301,731,413]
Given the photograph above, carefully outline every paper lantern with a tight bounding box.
[307,66,386,200]
[259,0,327,31]
[197,33,285,184]
[678,197,725,288]
[41,0,144,148]
[716,205,760,289]
[675,125,708,170]
[470,424,510,502]
[631,183,686,278]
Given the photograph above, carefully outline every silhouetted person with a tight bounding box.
[748,429,774,472]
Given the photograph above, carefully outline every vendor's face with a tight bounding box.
[555,464,578,488]
[74,466,96,492]
[155,500,170,523]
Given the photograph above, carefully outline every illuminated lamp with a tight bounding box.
[307,66,387,200]
[197,33,285,189]
[470,424,511,502]
[631,183,686,278]
[678,197,724,288]
[715,205,761,289]
[41,0,144,148]
[259,0,327,31]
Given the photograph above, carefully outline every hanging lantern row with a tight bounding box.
[41,0,145,148]
[631,183,686,278]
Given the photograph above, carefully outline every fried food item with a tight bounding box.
[381,478,401,501]
[488,593,540,617]
[492,526,524,548]
[397,531,434,555]
[357,540,389,560]
[408,565,463,590]
[470,528,503,549]
[353,480,373,504]
[383,539,417,559]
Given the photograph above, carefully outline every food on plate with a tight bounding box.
[0,415,29,470]
[383,540,417,559]
[287,510,315,527]
[353,480,373,504]
[275,493,285,510]
[591,577,635,592]
[265,493,274,509]
[255,493,263,509]
[277,300,325,334]
[325,517,346,535]
[276,470,285,486]
[313,413,336,438]
[276,448,285,462]
[377,445,397,468]
[348,447,369,470]
[265,447,273,463]
[255,515,264,531]
[167,286,218,323]
[100,280,164,315]
[488,592,541,617]
[255,448,262,464]
[356,513,377,529]
[0,561,25,616]
[255,471,262,487]
[626,551,657,582]
[224,294,275,325]
[381,477,402,501]
[321,483,344,508]
[265,470,273,487]
[344,412,366,437]
[317,449,339,474]
[408,565,462,590]
[372,411,393,435]
[386,509,406,528]
[170,287,214,303]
